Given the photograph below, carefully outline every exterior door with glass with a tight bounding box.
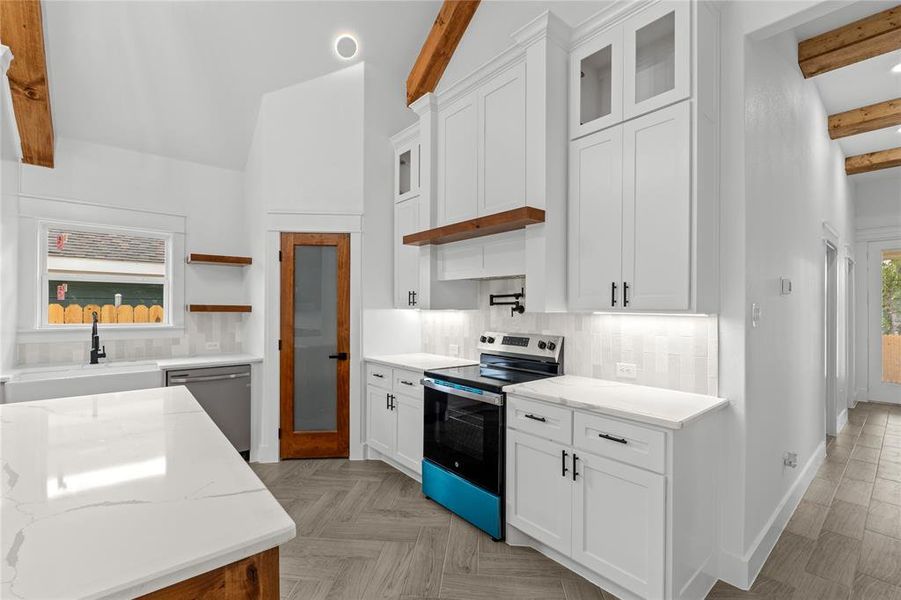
[868,241,901,404]
[279,233,350,458]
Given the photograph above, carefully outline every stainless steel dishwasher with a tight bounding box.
[166,364,251,458]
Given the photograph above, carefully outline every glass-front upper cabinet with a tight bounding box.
[392,124,420,202]
[622,1,690,120]
[570,27,622,139]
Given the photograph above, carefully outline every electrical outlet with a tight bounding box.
[448,344,459,356]
[205,341,220,351]
[616,362,637,379]
[783,452,798,468]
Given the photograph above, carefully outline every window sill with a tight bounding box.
[17,325,185,343]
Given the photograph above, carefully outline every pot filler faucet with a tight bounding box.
[90,311,106,365]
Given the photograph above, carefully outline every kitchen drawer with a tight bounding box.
[573,411,665,474]
[507,395,572,445]
[394,369,422,395]
[367,363,393,389]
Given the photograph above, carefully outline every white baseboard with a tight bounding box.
[718,441,826,589]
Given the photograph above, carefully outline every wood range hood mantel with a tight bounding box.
[402,207,545,246]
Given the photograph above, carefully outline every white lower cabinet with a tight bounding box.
[572,451,665,599]
[365,364,423,476]
[506,430,573,556]
[394,392,423,473]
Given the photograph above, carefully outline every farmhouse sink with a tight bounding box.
[3,361,163,403]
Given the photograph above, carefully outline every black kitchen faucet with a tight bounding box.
[90,312,107,365]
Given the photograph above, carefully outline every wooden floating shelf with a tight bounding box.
[403,206,545,246]
[187,253,252,266]
[187,304,252,313]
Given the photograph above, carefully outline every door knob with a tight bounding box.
[328,352,348,360]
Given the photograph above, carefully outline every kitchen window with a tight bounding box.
[40,223,172,327]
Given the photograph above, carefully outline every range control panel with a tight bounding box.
[477,331,564,362]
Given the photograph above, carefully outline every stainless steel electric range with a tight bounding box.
[420,332,564,540]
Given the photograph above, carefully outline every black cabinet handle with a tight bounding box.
[623,281,630,307]
[373,373,384,378]
[524,414,547,423]
[328,352,348,360]
[561,450,569,477]
[407,290,412,306]
[411,290,417,306]
[611,282,618,307]
[386,393,391,410]
[390,394,396,410]
[400,380,414,386]
[599,433,628,445]
[572,453,579,481]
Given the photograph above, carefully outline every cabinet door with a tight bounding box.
[479,62,526,216]
[394,392,423,474]
[367,386,395,457]
[568,128,624,311]
[570,26,623,139]
[437,92,479,225]
[395,141,420,202]
[394,197,421,308]
[506,429,573,556]
[623,1,690,120]
[572,451,665,599]
[622,101,691,311]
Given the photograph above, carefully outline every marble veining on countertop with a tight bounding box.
[365,353,479,372]
[0,386,294,599]
[504,375,728,429]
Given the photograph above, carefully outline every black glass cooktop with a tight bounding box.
[425,361,557,393]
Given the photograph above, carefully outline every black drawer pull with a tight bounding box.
[561,450,569,477]
[572,453,579,481]
[599,433,628,445]
[400,380,414,386]
[524,414,547,423]
[373,373,385,378]
[611,281,618,307]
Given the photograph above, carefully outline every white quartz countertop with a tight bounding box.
[504,375,728,430]
[365,353,478,372]
[0,386,295,599]
[156,353,262,370]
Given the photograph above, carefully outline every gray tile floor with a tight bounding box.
[709,402,901,599]
[253,402,901,600]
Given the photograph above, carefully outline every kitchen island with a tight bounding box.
[0,386,295,599]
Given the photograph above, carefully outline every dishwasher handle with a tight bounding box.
[168,372,250,384]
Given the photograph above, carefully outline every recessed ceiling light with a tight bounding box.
[335,35,358,60]
[892,62,901,73]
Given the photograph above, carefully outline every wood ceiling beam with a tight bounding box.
[406,0,480,106]
[0,0,54,167]
[798,4,901,78]
[829,97,901,139]
[845,147,901,175]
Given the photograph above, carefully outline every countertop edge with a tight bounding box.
[119,524,296,599]
[504,386,730,430]
[364,355,479,372]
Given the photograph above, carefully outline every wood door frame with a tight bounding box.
[279,232,350,458]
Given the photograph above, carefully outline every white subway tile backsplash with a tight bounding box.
[420,279,719,396]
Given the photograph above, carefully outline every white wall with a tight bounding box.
[243,64,366,462]
[856,178,901,231]
[10,137,247,362]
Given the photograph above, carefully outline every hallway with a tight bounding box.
[709,402,901,599]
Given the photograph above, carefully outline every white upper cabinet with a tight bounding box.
[437,63,528,226]
[480,62,527,216]
[622,101,691,311]
[568,127,624,311]
[570,27,623,139]
[437,92,480,225]
[623,1,690,120]
[394,196,421,308]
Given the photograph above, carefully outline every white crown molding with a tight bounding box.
[389,121,419,148]
[410,92,437,116]
[435,44,525,107]
[857,225,901,242]
[512,10,572,49]
[570,0,658,50]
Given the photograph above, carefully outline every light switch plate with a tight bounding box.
[780,277,792,295]
[616,362,637,379]
[205,341,220,351]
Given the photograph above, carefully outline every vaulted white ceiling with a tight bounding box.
[43,1,442,171]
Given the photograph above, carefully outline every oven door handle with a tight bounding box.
[421,378,504,406]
